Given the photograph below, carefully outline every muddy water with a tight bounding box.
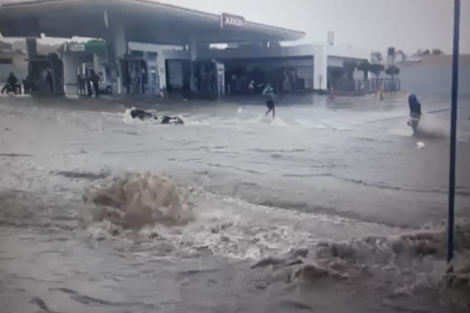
[1,96,469,312]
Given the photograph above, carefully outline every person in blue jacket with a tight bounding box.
[408,93,422,118]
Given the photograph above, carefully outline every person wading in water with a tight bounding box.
[263,83,275,119]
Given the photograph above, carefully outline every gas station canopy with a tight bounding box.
[0,0,306,45]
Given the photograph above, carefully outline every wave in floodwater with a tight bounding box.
[81,172,470,311]
[83,172,194,230]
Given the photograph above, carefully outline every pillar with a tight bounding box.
[112,22,127,59]
[105,20,127,94]
[156,49,167,92]
[26,39,38,84]
[62,52,77,95]
[26,38,38,59]
[93,53,101,73]
[313,45,328,92]
[189,37,197,92]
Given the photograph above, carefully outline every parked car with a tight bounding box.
[98,80,113,94]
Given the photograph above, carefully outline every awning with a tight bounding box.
[0,0,305,45]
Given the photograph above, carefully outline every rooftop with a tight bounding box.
[0,0,305,45]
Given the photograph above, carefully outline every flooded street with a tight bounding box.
[1,94,469,312]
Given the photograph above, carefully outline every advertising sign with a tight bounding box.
[68,43,85,52]
[220,13,245,30]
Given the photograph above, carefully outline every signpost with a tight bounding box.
[220,13,245,30]
[68,43,86,52]
[447,0,461,270]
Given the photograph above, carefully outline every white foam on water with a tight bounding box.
[82,173,409,261]
[259,115,272,124]
[121,107,137,124]
[416,142,426,149]
[414,115,449,139]
[270,117,290,127]
[295,119,327,129]
[237,107,247,115]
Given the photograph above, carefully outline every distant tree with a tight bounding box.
[357,60,371,79]
[387,47,396,57]
[343,60,357,79]
[385,65,400,93]
[371,51,383,62]
[422,49,430,56]
[432,48,444,55]
[369,63,385,79]
[385,65,400,78]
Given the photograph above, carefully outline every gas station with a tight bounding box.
[0,0,369,99]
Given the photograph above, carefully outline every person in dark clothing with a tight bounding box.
[78,74,86,95]
[161,115,184,125]
[23,74,34,94]
[408,93,421,117]
[129,108,184,125]
[1,72,20,94]
[85,71,93,97]
[182,79,191,100]
[141,62,147,94]
[130,109,157,120]
[407,93,422,131]
[90,70,100,97]
[45,69,54,93]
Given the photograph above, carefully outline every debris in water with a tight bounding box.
[237,107,246,115]
[53,169,110,181]
[416,142,426,149]
[83,172,194,229]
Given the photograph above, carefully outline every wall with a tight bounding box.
[400,64,470,99]
[0,63,27,82]
[325,45,370,60]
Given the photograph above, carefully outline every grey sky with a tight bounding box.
[162,0,470,54]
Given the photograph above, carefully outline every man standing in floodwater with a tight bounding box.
[263,83,276,119]
[408,93,422,118]
[407,93,422,132]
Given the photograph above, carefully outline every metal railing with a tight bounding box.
[332,78,401,93]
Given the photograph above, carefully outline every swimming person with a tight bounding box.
[263,83,275,119]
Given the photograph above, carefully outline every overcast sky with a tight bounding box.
[1,0,469,54]
[161,0,470,54]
